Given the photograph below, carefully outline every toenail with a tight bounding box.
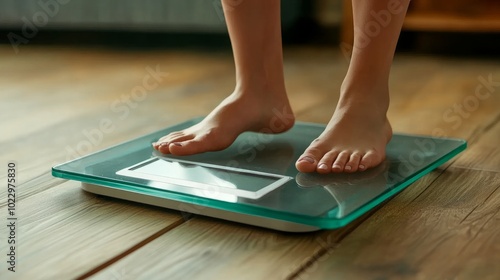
[359,164,366,170]
[173,142,182,147]
[332,164,341,170]
[345,166,351,171]
[318,163,328,170]
[299,156,315,163]
[159,142,169,148]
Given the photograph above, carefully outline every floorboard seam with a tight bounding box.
[285,207,381,280]
[464,112,500,146]
[451,165,500,174]
[409,169,447,203]
[458,206,500,256]
[75,217,189,279]
[285,246,333,280]
[460,204,480,224]
[480,112,500,134]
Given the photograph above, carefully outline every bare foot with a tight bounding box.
[295,88,392,173]
[153,90,295,155]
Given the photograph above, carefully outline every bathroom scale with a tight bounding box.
[52,118,466,232]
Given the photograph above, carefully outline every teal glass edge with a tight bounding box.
[51,117,468,230]
[51,138,466,229]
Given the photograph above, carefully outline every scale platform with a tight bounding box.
[52,118,466,232]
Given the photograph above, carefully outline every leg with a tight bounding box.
[153,0,294,155]
[296,0,410,173]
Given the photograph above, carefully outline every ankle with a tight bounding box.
[341,78,389,107]
[337,92,389,119]
[232,82,287,101]
[235,72,286,94]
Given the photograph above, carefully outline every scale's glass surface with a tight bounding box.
[52,118,466,232]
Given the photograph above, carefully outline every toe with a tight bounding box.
[157,134,193,154]
[316,151,339,174]
[152,142,160,149]
[359,150,383,171]
[157,142,172,154]
[168,137,223,156]
[332,151,350,173]
[296,146,324,173]
[168,139,200,156]
[345,152,362,173]
[157,131,185,144]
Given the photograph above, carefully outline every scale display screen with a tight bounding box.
[117,157,292,199]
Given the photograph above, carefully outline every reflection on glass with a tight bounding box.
[296,162,390,218]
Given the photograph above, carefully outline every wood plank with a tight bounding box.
[87,214,369,280]
[0,46,233,144]
[0,172,58,207]
[454,115,500,172]
[387,57,500,136]
[298,168,500,279]
[0,178,184,279]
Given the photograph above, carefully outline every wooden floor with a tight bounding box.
[1,44,499,280]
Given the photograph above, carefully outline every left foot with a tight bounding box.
[296,87,392,173]
[153,87,294,156]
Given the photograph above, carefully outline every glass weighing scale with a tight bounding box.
[52,118,466,232]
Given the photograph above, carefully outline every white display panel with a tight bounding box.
[117,157,292,199]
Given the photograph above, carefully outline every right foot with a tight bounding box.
[153,90,295,155]
[295,81,392,174]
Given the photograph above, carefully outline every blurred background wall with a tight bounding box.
[0,0,306,32]
[0,0,498,51]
